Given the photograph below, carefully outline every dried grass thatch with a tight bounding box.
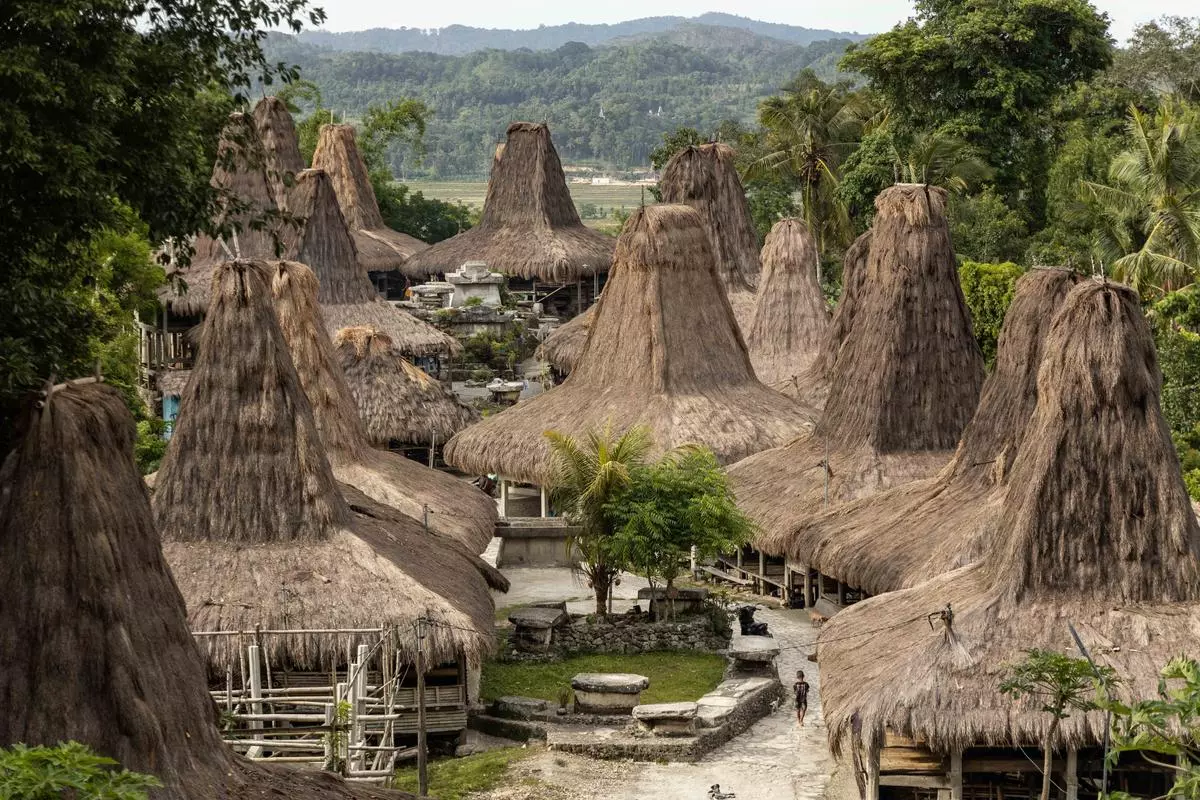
[536,303,595,374]
[286,168,460,357]
[311,123,428,275]
[157,369,192,396]
[660,142,760,329]
[0,381,408,800]
[818,279,1200,756]
[254,96,306,210]
[729,185,984,555]
[153,259,500,670]
[798,269,1080,594]
[445,204,815,484]
[269,260,496,553]
[336,326,479,446]
[402,122,615,282]
[745,218,830,384]
[160,112,282,316]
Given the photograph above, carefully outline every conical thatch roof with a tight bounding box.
[286,168,460,357]
[775,228,871,408]
[311,123,428,276]
[745,218,830,384]
[336,326,479,446]
[0,381,408,800]
[444,204,815,485]
[153,259,502,670]
[401,122,615,282]
[660,142,760,329]
[729,185,985,554]
[269,260,495,553]
[818,279,1200,757]
[797,269,1080,595]
[160,112,282,316]
[536,303,595,375]
[254,96,306,210]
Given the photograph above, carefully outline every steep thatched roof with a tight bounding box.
[269,260,495,553]
[798,269,1081,595]
[286,169,460,357]
[776,229,871,408]
[160,112,282,316]
[445,204,815,485]
[0,381,408,800]
[157,369,192,396]
[153,259,501,670]
[535,303,595,374]
[336,326,479,446]
[311,123,428,276]
[254,96,306,210]
[729,185,984,555]
[402,122,615,282]
[819,279,1200,757]
[745,218,830,385]
[660,142,760,329]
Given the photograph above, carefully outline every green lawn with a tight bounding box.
[393,746,537,800]
[481,651,726,705]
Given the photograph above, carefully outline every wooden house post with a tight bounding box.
[865,743,881,800]
[539,485,549,518]
[499,478,509,518]
[803,566,813,607]
[949,750,963,800]
[1066,748,1079,800]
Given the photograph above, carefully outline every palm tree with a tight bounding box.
[1084,100,1200,294]
[893,131,993,194]
[546,423,652,616]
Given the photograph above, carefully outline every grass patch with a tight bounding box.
[481,651,726,705]
[392,746,535,799]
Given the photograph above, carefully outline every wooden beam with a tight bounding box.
[950,750,963,800]
[867,744,881,800]
[880,775,951,789]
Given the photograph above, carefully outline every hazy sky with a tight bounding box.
[312,0,1193,43]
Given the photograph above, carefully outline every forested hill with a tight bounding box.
[296,13,865,55]
[266,31,856,177]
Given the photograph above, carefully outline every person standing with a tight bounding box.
[793,670,810,726]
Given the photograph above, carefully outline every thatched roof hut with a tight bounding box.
[286,168,460,358]
[160,112,281,316]
[818,279,1200,756]
[798,269,1080,595]
[535,303,595,375]
[254,96,306,211]
[774,229,871,408]
[659,142,760,328]
[269,260,495,553]
[401,122,615,282]
[0,381,407,800]
[153,259,502,670]
[311,123,428,276]
[745,218,830,385]
[729,185,984,554]
[444,204,815,485]
[336,326,479,446]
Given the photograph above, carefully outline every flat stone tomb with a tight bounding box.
[632,701,699,737]
[571,672,650,715]
[509,605,569,652]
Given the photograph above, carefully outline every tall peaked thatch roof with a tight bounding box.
[153,259,501,670]
[269,260,495,553]
[445,204,815,485]
[0,381,408,800]
[336,326,479,446]
[799,269,1080,595]
[819,279,1200,756]
[311,123,428,276]
[729,185,984,554]
[745,218,830,385]
[536,303,595,375]
[160,112,281,316]
[401,122,615,282]
[660,142,760,328]
[254,96,306,210]
[286,168,460,357]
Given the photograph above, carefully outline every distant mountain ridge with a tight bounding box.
[298,12,868,55]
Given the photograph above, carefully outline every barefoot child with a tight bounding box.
[793,670,810,726]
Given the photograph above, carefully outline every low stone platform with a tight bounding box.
[728,635,781,679]
[509,605,569,652]
[571,673,649,715]
[632,702,698,737]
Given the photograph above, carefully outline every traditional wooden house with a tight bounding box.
[819,279,1200,800]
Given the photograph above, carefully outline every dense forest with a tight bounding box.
[264,29,855,176]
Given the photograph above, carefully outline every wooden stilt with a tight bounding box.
[1066,748,1079,800]
[950,750,963,800]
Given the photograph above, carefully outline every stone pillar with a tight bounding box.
[540,485,549,518]
[499,478,509,518]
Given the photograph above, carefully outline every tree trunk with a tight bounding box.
[594,571,610,617]
[1041,721,1059,800]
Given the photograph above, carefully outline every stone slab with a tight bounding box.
[571,673,650,694]
[509,606,568,629]
[631,702,698,721]
[729,635,781,662]
[706,677,776,701]
[694,695,737,729]
[492,696,552,720]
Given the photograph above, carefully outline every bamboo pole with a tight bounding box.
[416,618,428,797]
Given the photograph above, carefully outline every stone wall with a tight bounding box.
[503,611,730,659]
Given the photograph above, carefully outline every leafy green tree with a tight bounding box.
[958,261,1025,366]
[950,189,1031,264]
[374,181,477,244]
[650,127,705,170]
[546,424,653,616]
[0,742,161,800]
[836,125,897,231]
[1000,649,1116,800]
[893,131,991,194]
[1152,286,1200,499]
[606,447,755,620]
[1113,17,1200,102]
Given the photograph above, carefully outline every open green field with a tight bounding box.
[405,180,656,230]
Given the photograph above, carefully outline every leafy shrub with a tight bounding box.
[958,260,1024,366]
[0,742,161,800]
[134,418,168,475]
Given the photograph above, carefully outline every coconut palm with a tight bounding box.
[546,423,652,616]
[1084,100,1200,293]
[894,131,993,194]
